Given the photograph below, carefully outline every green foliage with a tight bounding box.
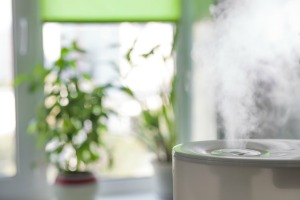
[137,77,177,163]
[126,35,178,163]
[20,42,132,172]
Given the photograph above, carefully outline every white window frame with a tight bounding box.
[175,0,193,144]
[0,0,195,198]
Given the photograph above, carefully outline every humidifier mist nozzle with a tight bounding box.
[210,148,262,157]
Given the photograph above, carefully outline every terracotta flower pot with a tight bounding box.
[152,160,173,200]
[53,171,98,200]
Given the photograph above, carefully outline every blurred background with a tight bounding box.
[5,0,292,199]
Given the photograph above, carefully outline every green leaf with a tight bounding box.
[61,47,70,56]
[126,47,133,64]
[141,45,160,58]
[72,41,85,53]
[82,73,92,80]
[125,38,137,64]
[13,74,30,87]
[69,60,77,68]
[27,119,38,134]
[119,87,134,97]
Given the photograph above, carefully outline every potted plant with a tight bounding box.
[123,37,177,199]
[136,75,176,199]
[126,40,178,199]
[19,42,131,200]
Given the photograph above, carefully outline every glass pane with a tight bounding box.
[0,0,16,177]
[43,22,174,179]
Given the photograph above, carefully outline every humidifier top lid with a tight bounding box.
[173,139,300,167]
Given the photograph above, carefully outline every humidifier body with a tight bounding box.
[173,140,300,200]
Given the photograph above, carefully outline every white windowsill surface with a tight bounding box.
[98,193,157,200]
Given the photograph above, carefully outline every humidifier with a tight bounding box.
[173,139,300,200]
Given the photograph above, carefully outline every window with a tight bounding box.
[0,0,194,198]
[43,22,175,179]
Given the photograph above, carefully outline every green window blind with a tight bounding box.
[41,0,181,22]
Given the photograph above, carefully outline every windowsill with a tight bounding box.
[49,192,157,200]
[98,192,158,200]
[96,177,158,200]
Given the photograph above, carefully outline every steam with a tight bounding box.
[197,0,300,148]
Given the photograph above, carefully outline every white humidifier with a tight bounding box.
[173,139,300,200]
